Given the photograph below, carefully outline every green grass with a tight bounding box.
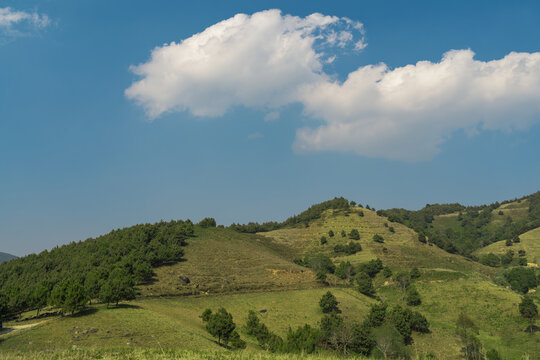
[0,348,373,360]
[474,227,540,265]
[2,207,537,359]
[262,208,492,276]
[377,277,540,360]
[0,288,375,354]
[141,228,317,297]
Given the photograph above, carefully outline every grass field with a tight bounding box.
[474,227,540,265]
[2,279,537,359]
[377,276,539,360]
[140,228,317,297]
[0,288,375,354]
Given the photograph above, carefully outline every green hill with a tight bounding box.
[0,197,539,359]
[378,192,540,256]
[474,226,540,266]
[0,252,16,263]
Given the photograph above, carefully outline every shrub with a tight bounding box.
[285,324,319,354]
[307,254,336,274]
[198,217,217,228]
[366,303,387,327]
[349,322,376,355]
[409,311,430,333]
[320,236,327,245]
[372,324,408,359]
[319,291,340,313]
[341,230,347,237]
[519,296,538,320]
[335,261,355,280]
[382,266,393,278]
[410,267,421,279]
[328,230,334,237]
[373,234,385,243]
[480,253,500,267]
[358,259,383,278]
[504,267,538,293]
[349,229,360,240]
[389,226,395,233]
[406,286,422,306]
[486,349,502,360]
[204,307,237,346]
[334,241,362,255]
[245,310,261,335]
[229,330,246,349]
[395,272,410,291]
[356,272,376,297]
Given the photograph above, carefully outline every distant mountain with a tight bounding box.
[0,251,17,263]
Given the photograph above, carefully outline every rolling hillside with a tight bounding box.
[0,197,539,359]
[474,226,540,265]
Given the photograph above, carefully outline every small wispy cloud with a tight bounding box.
[0,7,50,41]
[264,111,280,122]
[248,132,264,140]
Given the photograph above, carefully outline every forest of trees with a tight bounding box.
[0,219,194,318]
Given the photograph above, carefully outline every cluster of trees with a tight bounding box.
[0,219,194,318]
[230,198,353,233]
[333,242,362,255]
[502,267,538,294]
[377,191,540,257]
[200,308,246,349]
[241,291,430,358]
[480,250,528,267]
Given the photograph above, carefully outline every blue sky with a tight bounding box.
[1,0,540,256]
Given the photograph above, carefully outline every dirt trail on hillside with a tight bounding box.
[0,320,47,337]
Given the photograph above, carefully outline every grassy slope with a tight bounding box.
[474,227,540,265]
[140,228,317,297]
[432,200,531,236]
[377,276,539,360]
[2,207,537,359]
[0,288,375,353]
[262,207,492,276]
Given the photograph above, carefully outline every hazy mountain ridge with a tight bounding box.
[0,252,17,263]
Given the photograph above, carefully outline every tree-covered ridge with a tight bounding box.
[230,197,351,233]
[0,219,193,316]
[377,191,540,256]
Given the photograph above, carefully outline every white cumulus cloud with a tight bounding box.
[125,9,364,118]
[296,50,540,161]
[126,10,540,161]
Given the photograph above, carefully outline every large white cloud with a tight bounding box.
[296,50,540,160]
[125,9,364,117]
[126,10,540,161]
